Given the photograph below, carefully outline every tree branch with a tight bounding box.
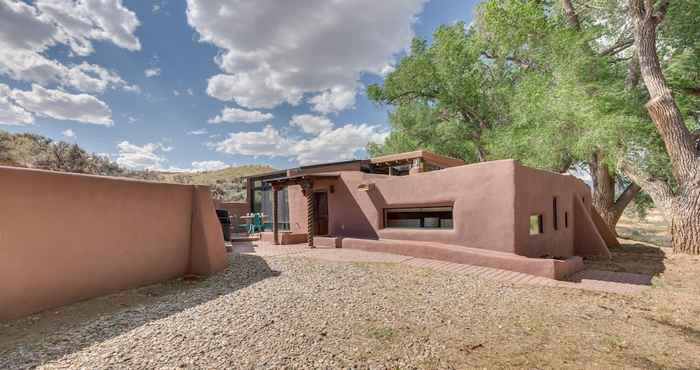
[561,0,581,30]
[599,38,634,56]
[618,159,674,217]
[683,87,700,97]
[613,182,642,213]
[654,0,671,23]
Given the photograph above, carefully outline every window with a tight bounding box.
[553,197,559,231]
[529,214,544,235]
[252,183,290,231]
[565,212,569,228]
[385,207,453,229]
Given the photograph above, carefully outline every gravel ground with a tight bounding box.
[2,250,700,369]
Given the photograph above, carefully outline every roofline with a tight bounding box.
[245,169,287,180]
[263,174,341,185]
[370,150,464,167]
[296,159,367,171]
[247,159,367,180]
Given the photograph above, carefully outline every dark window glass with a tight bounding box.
[385,207,453,229]
[260,186,290,231]
[553,197,559,231]
[565,212,569,228]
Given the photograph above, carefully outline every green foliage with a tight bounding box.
[368,22,511,162]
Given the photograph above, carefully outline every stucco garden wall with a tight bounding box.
[0,166,227,320]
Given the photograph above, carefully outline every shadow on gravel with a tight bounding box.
[570,241,666,287]
[0,253,279,370]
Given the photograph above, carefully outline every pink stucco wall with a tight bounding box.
[0,166,227,320]
[288,160,609,260]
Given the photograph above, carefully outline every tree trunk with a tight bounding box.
[590,152,641,234]
[629,0,700,254]
[590,153,617,231]
[671,188,700,254]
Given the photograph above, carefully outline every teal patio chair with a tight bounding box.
[248,213,264,234]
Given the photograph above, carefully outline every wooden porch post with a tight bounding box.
[272,186,279,245]
[302,180,315,248]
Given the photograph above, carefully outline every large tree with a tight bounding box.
[367,25,512,163]
[467,0,647,233]
[619,0,700,253]
[483,0,699,250]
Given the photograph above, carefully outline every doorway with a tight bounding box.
[313,191,329,236]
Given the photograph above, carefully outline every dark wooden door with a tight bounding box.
[313,192,329,236]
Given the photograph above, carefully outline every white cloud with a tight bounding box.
[208,107,274,124]
[0,0,57,52]
[205,72,303,109]
[289,114,333,135]
[36,0,141,54]
[9,84,112,125]
[380,64,396,76]
[186,88,194,96]
[0,84,34,125]
[215,125,292,157]
[187,0,426,111]
[61,128,75,138]
[214,119,388,165]
[145,67,161,78]
[292,123,388,164]
[191,160,228,172]
[308,86,356,114]
[0,0,141,109]
[187,128,208,135]
[116,141,171,170]
[0,49,134,94]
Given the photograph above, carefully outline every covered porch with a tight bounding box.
[264,173,340,248]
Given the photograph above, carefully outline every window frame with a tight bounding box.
[383,206,454,230]
[529,214,544,235]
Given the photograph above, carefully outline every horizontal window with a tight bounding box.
[384,207,453,229]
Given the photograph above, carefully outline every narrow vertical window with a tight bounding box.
[565,212,569,228]
[529,214,544,235]
[553,197,559,231]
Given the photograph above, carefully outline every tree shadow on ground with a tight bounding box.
[569,241,666,286]
[0,253,279,370]
[586,241,667,276]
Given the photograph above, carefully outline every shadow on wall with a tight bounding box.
[0,254,279,370]
[334,179,378,239]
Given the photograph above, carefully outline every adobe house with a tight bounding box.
[246,150,616,280]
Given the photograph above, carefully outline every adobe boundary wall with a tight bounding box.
[0,166,227,320]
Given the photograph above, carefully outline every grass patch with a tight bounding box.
[366,326,396,341]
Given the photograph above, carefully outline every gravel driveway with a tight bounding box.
[2,248,699,369]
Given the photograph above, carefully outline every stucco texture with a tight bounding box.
[278,160,611,279]
[0,166,226,320]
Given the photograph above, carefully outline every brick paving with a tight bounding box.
[230,241,652,295]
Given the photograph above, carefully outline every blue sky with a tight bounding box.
[0,0,480,171]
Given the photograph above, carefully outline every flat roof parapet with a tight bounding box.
[370,150,465,168]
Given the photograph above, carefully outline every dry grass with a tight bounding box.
[617,208,671,247]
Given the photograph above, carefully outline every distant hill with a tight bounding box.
[158,165,275,202]
[0,130,157,180]
[0,130,274,201]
